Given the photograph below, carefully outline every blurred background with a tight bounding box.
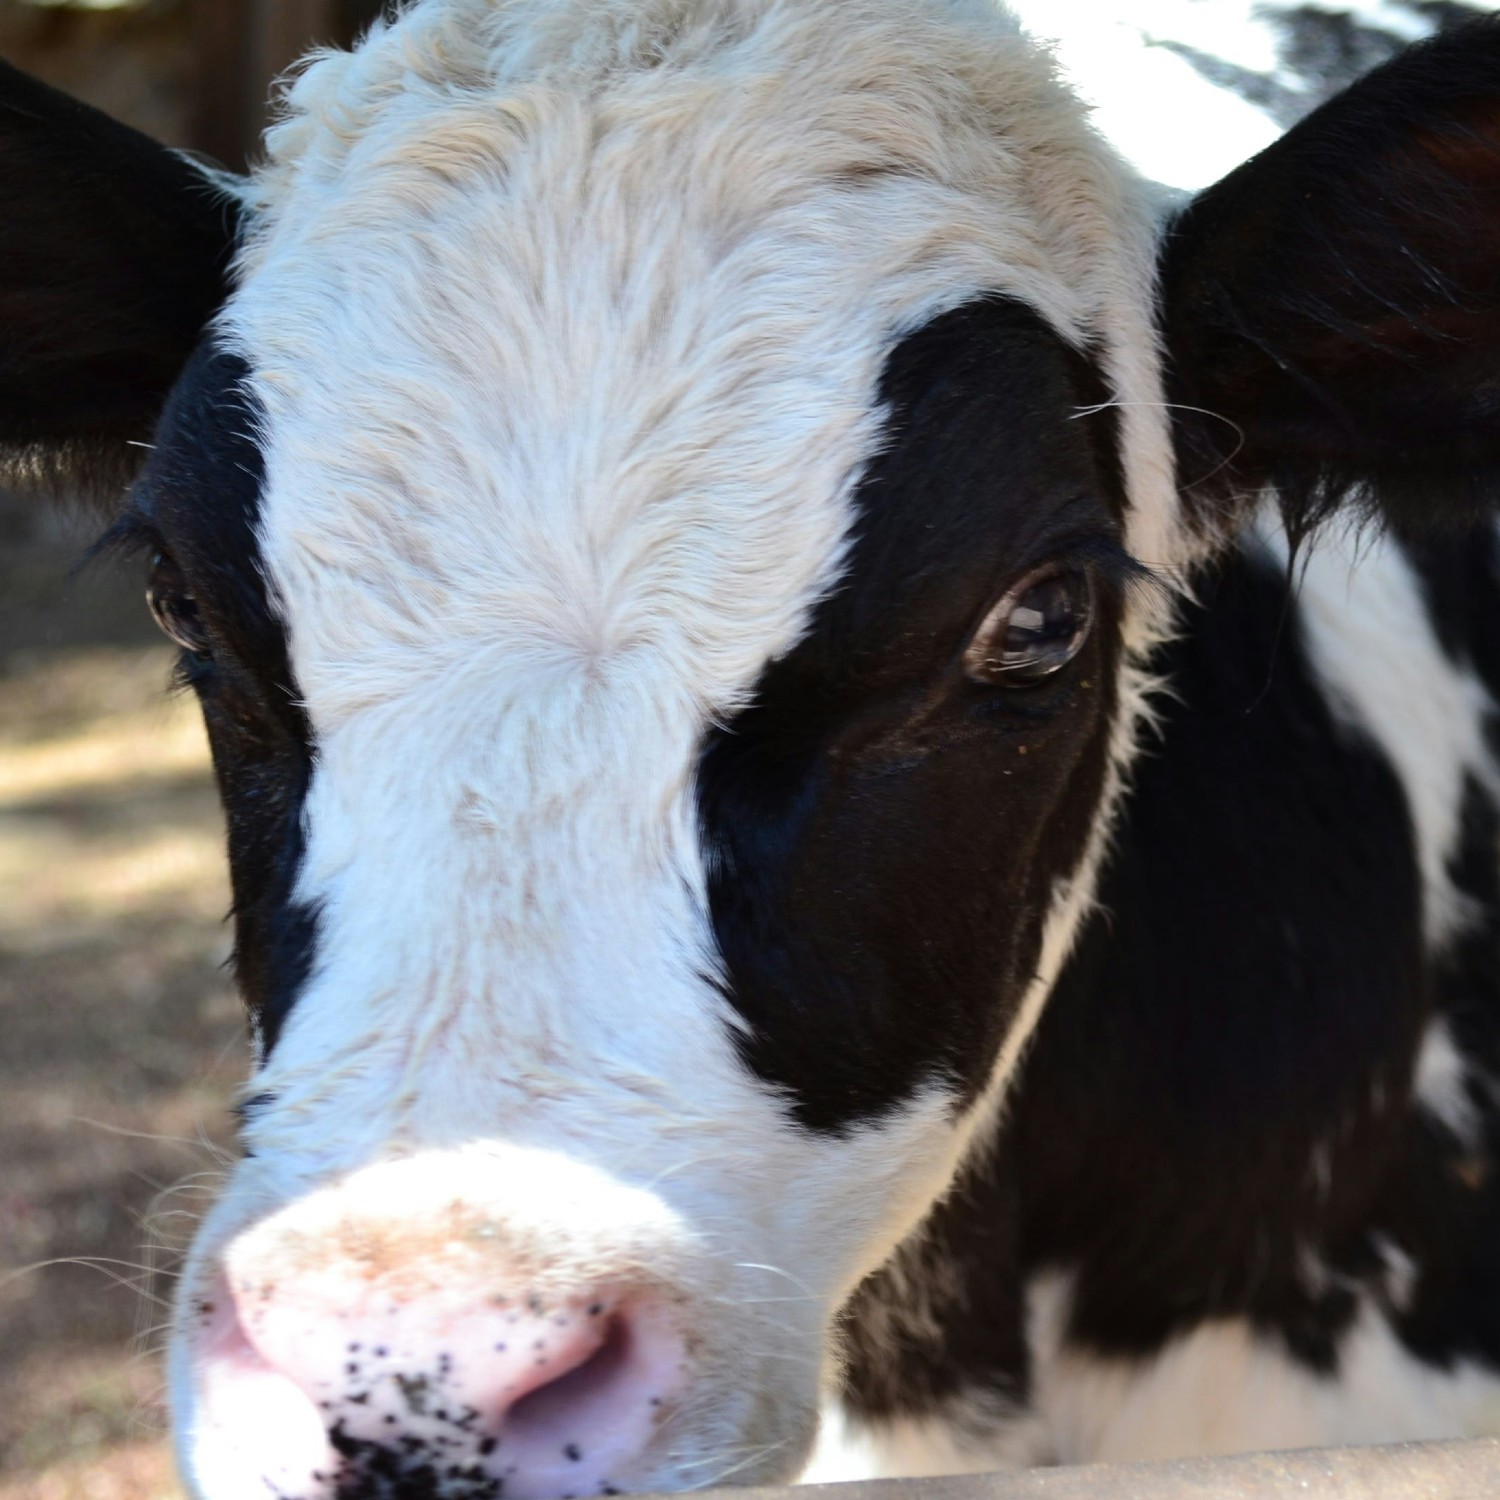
[0,4,382,1497]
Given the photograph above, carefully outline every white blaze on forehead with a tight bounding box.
[230,2,1178,712]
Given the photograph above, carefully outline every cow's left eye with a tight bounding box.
[964,567,1094,687]
[147,552,211,656]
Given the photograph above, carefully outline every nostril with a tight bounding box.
[506,1313,632,1442]
[197,1270,688,1500]
[493,1300,686,1497]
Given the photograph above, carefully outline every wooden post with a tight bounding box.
[190,0,348,170]
[191,0,255,170]
[256,0,343,86]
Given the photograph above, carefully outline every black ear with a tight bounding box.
[1160,20,1500,540]
[0,58,242,504]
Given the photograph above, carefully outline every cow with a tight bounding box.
[5,0,1500,1495]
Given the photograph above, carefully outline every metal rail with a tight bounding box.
[699,1441,1500,1500]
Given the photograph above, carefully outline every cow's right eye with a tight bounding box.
[147,552,211,656]
[963,566,1094,687]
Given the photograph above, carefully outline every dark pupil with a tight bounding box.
[147,555,208,655]
[1000,570,1090,680]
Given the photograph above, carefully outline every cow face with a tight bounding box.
[6,1,1500,1497]
[140,7,1170,1494]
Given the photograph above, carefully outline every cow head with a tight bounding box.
[4,2,1500,1496]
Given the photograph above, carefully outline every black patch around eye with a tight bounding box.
[130,341,321,1059]
[142,347,294,692]
[698,296,1126,1134]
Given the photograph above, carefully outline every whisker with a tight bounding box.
[687,1437,794,1487]
[733,1261,817,1299]
[0,1256,174,1308]
[1069,398,1247,490]
[1070,397,1241,430]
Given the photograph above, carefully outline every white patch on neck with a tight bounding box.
[1415,1018,1483,1152]
[1259,521,1498,950]
[1019,1271,1500,1463]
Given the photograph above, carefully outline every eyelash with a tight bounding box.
[171,651,217,693]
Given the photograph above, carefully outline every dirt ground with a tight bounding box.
[0,4,231,1481]
[0,490,242,1500]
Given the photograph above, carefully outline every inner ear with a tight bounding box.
[1159,21,1500,541]
[0,59,245,506]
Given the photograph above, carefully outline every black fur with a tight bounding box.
[1370,772,1500,1370]
[1013,544,1425,1371]
[842,1135,1029,1422]
[698,298,1132,1133]
[1162,18,1500,542]
[0,60,241,501]
[0,56,306,1052]
[121,347,318,1055]
[842,537,1500,1422]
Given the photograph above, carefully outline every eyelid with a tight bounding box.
[86,510,167,570]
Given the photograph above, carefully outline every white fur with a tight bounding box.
[170,2,1181,1493]
[805,1391,1045,1484]
[819,1248,1500,1478]
[1017,1272,1500,1464]
[1416,1018,1483,1153]
[167,2,1500,1490]
[1372,1233,1419,1317]
[1261,522,1497,948]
